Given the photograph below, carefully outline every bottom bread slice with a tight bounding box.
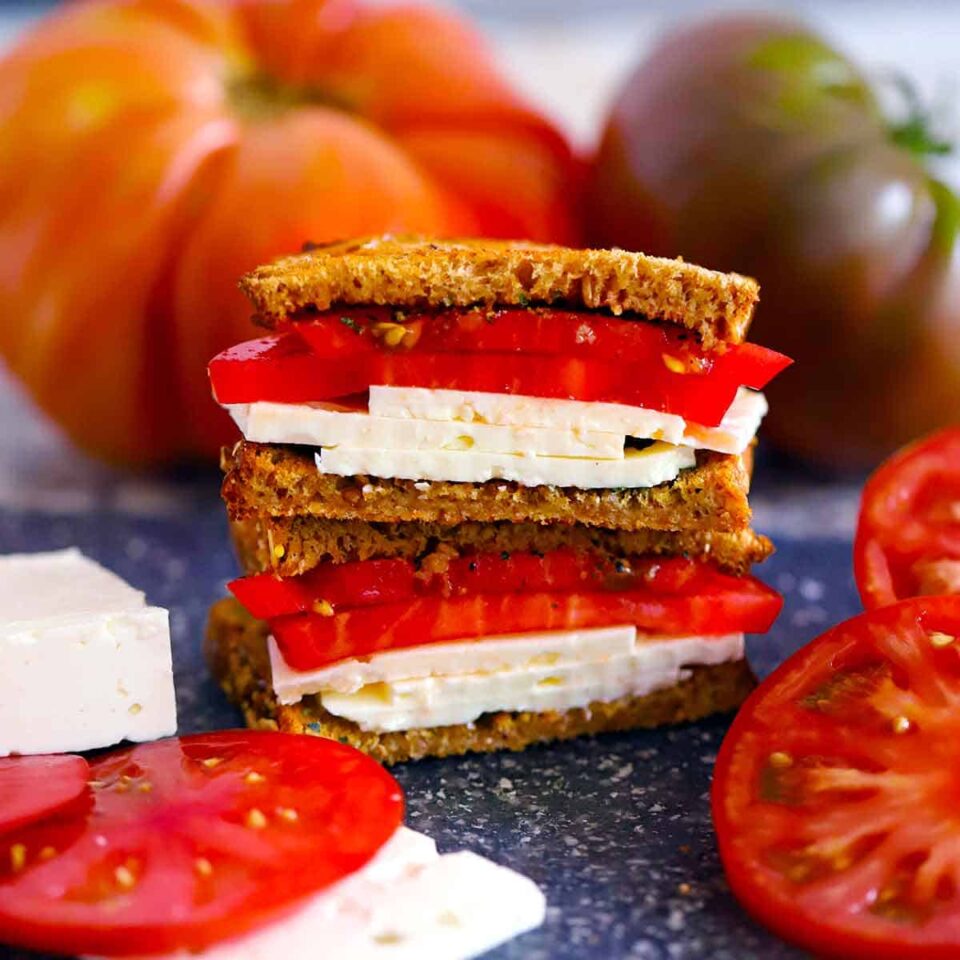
[206,597,756,765]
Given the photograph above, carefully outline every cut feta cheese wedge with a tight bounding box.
[272,627,744,733]
[118,826,545,960]
[369,385,767,455]
[0,548,177,756]
[228,400,624,458]
[270,625,637,701]
[315,441,695,489]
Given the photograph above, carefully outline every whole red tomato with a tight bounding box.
[0,0,579,465]
[587,13,960,469]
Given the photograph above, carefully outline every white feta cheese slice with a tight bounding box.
[228,401,624,459]
[315,440,695,489]
[271,626,744,733]
[369,385,767,455]
[115,827,545,960]
[0,548,177,756]
[269,625,637,701]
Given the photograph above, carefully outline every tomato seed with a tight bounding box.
[9,844,26,872]
[244,772,265,785]
[245,808,268,830]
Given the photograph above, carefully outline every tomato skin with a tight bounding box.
[209,329,768,425]
[0,756,90,836]
[0,0,579,465]
[271,565,783,671]
[713,596,960,959]
[854,427,960,608]
[0,732,403,956]
[587,13,960,468]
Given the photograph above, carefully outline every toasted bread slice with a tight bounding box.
[229,516,773,579]
[221,441,754,533]
[239,236,759,349]
[206,597,755,765]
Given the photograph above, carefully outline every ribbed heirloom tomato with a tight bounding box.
[0,0,579,464]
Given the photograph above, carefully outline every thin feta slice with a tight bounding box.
[228,401,624,459]
[316,441,695,489]
[0,549,177,756]
[116,827,545,960]
[316,632,745,732]
[269,625,637,701]
[369,385,767,454]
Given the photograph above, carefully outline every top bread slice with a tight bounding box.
[239,236,759,349]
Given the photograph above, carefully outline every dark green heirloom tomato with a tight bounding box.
[587,13,960,468]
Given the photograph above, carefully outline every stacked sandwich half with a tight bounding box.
[205,237,789,763]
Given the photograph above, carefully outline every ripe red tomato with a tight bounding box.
[0,756,90,836]
[270,558,782,671]
[0,732,403,956]
[855,427,960,608]
[587,13,960,467]
[0,0,579,465]
[209,326,787,426]
[713,596,960,959]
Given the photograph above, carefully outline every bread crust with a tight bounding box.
[221,442,754,533]
[205,597,756,765]
[228,516,773,578]
[238,236,759,349]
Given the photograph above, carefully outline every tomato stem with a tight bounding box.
[884,73,953,157]
[227,73,353,121]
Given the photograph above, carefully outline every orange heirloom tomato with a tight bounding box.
[0,0,580,464]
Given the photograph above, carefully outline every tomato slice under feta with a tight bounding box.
[713,595,960,959]
[855,428,960,608]
[0,732,403,956]
[245,553,782,671]
[0,755,90,836]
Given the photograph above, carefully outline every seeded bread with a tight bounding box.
[228,516,772,579]
[239,236,759,349]
[221,442,754,533]
[205,597,756,765]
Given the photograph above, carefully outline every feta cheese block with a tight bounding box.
[370,385,768,455]
[0,548,177,756]
[315,440,696,489]
[124,826,545,960]
[269,627,745,732]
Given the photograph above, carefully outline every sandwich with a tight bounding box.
[204,236,790,764]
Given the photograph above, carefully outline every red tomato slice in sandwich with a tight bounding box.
[0,755,90,836]
[209,332,751,426]
[232,551,719,620]
[713,595,960,959]
[271,567,782,671]
[855,427,960,608]
[292,307,792,392]
[0,732,403,956]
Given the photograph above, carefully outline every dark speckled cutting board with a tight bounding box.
[0,448,863,960]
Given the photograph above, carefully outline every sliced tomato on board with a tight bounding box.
[232,551,722,620]
[0,756,90,836]
[0,732,403,956]
[855,428,960,609]
[713,596,960,959]
[271,568,782,671]
[209,332,749,425]
[291,308,791,389]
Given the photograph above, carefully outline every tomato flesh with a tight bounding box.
[855,428,960,608]
[0,756,90,836]
[209,315,790,426]
[0,732,403,956]
[713,596,960,959]
[256,553,782,671]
